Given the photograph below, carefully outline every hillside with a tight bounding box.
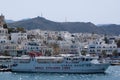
[98,24,120,35]
[7,17,101,34]
[7,16,120,35]
[6,20,15,23]
[8,17,65,31]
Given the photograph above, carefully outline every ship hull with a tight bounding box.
[11,63,109,73]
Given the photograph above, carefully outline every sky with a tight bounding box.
[0,0,120,24]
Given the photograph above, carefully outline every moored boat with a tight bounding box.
[11,54,110,73]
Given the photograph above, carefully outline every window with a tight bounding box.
[97,50,100,52]
[97,46,101,48]
[82,58,85,61]
[36,47,38,49]
[2,30,4,33]
[90,47,95,48]
[113,46,116,48]
[86,59,88,61]
[5,31,7,34]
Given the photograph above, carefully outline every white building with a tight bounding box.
[0,14,15,56]
[22,40,41,53]
[11,32,27,44]
[87,39,117,55]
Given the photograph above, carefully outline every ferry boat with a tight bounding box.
[11,54,110,73]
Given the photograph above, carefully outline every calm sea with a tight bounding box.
[0,66,120,80]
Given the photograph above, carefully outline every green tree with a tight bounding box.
[52,43,59,55]
[81,50,87,56]
[57,36,63,41]
[45,50,51,56]
[3,50,10,56]
[112,50,118,57]
[101,50,107,58]
[16,27,26,32]
[104,37,109,44]
[117,40,120,48]
[8,27,15,34]
[3,23,8,29]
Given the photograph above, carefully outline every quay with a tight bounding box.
[0,68,11,72]
[111,63,120,66]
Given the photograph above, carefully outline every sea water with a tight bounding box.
[0,66,120,80]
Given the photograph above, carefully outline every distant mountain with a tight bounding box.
[6,20,15,23]
[7,17,102,33]
[98,24,120,35]
[7,16,120,35]
[61,22,102,33]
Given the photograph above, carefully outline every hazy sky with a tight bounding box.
[0,0,120,24]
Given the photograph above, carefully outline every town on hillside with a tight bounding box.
[0,14,120,64]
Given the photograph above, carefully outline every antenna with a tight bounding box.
[65,17,67,22]
[41,13,43,17]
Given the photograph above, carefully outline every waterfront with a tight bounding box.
[0,66,120,80]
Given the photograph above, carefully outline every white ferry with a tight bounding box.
[11,54,110,73]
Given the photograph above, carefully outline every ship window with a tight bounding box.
[89,59,92,61]
[82,58,85,61]
[12,64,18,67]
[74,58,78,60]
[67,58,70,60]
[86,59,88,61]
[86,64,91,67]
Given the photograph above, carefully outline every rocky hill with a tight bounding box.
[7,16,120,35]
[98,24,120,35]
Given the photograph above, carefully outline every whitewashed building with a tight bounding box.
[22,40,41,53]
[87,39,117,55]
[11,32,27,44]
